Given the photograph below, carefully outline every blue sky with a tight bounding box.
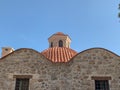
[0,0,120,55]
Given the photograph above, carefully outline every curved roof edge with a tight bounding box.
[0,47,119,63]
[0,48,52,63]
[69,47,120,62]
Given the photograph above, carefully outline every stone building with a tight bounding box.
[0,32,120,90]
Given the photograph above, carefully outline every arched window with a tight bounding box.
[59,40,63,47]
[51,42,53,47]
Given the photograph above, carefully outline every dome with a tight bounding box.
[41,47,77,62]
[55,32,66,35]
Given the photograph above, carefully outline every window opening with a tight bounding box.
[51,42,53,47]
[95,80,109,90]
[15,78,29,90]
[59,40,63,47]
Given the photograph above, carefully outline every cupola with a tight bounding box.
[41,32,77,62]
[48,32,71,48]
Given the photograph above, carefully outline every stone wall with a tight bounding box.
[0,48,120,90]
[70,48,120,90]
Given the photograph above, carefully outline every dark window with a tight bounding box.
[51,42,53,47]
[59,40,63,47]
[95,80,109,90]
[15,78,29,90]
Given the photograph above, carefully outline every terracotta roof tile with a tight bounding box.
[41,47,77,62]
[55,32,65,35]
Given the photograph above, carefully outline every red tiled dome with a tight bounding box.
[55,32,65,35]
[41,47,77,62]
